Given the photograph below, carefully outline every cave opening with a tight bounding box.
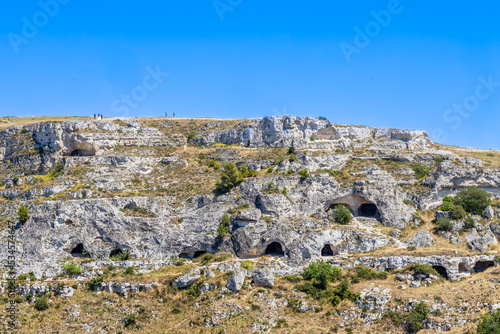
[179,250,208,260]
[358,203,378,217]
[432,265,448,279]
[110,248,123,257]
[474,261,494,273]
[321,244,335,257]
[458,262,468,273]
[70,243,90,258]
[68,143,96,157]
[264,242,285,257]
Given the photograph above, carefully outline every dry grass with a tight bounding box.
[0,116,91,130]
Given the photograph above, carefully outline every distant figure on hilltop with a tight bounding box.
[173,112,175,117]
[94,113,96,119]
[165,112,168,117]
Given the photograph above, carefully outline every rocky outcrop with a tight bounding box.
[192,116,432,151]
[466,229,497,252]
[404,231,434,248]
[226,268,247,292]
[173,269,201,288]
[251,268,275,287]
[355,254,497,281]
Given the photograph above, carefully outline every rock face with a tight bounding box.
[355,254,497,281]
[192,116,432,151]
[173,269,201,288]
[226,268,247,292]
[466,229,497,252]
[484,206,496,220]
[404,231,434,248]
[251,268,275,287]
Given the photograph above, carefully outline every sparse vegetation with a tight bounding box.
[454,186,491,215]
[217,162,244,193]
[298,168,309,179]
[17,204,29,224]
[62,262,82,275]
[334,204,352,225]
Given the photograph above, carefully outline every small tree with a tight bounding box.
[186,131,196,140]
[406,302,429,333]
[435,217,453,232]
[449,205,466,220]
[17,204,29,224]
[298,168,309,179]
[412,164,430,179]
[334,205,352,225]
[218,212,231,237]
[62,262,82,275]
[289,153,296,162]
[454,187,491,215]
[303,261,339,290]
[477,309,500,334]
[217,162,244,193]
[34,297,49,311]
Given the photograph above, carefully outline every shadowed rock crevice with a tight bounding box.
[264,242,284,257]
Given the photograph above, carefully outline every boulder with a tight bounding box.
[57,286,75,299]
[404,231,434,248]
[226,268,247,292]
[466,229,497,252]
[234,208,262,227]
[484,206,496,220]
[251,268,275,287]
[173,269,201,288]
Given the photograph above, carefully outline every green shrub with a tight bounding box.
[298,168,309,179]
[17,204,29,224]
[200,253,213,265]
[217,162,244,193]
[434,156,444,164]
[111,251,130,261]
[124,313,137,327]
[435,217,453,232]
[34,297,49,311]
[406,302,429,333]
[289,153,296,162]
[354,266,388,281]
[440,202,453,211]
[442,196,454,203]
[477,309,500,334]
[334,205,352,225]
[88,276,103,290]
[218,212,231,238]
[302,261,341,289]
[407,264,440,278]
[464,217,475,229]
[172,306,181,314]
[454,187,491,215]
[287,147,295,155]
[331,279,359,307]
[214,162,220,170]
[186,131,196,140]
[449,205,466,220]
[412,164,430,179]
[208,159,216,167]
[49,164,64,178]
[62,262,82,275]
[240,260,254,271]
[123,267,134,275]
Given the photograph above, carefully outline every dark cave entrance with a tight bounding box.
[70,149,85,157]
[321,244,335,257]
[264,242,285,257]
[474,261,494,273]
[70,243,90,258]
[358,203,379,217]
[432,265,449,279]
[458,262,468,273]
[179,250,208,260]
[110,249,123,257]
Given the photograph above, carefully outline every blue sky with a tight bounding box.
[0,1,499,149]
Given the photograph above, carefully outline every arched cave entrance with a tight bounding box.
[474,261,494,273]
[245,139,251,147]
[327,195,379,218]
[70,243,90,258]
[321,244,335,257]
[110,248,123,257]
[432,265,448,279]
[179,250,208,260]
[359,203,378,217]
[264,242,285,257]
[68,143,96,157]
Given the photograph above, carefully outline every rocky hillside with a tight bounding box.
[1,115,500,333]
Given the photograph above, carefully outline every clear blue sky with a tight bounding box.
[1,1,499,149]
